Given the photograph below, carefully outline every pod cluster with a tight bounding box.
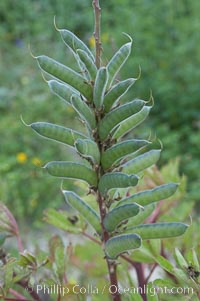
[31,28,188,260]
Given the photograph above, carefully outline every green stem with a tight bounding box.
[93,0,102,68]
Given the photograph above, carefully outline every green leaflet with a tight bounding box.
[70,94,96,130]
[63,190,101,234]
[59,29,94,60]
[122,149,161,175]
[44,161,98,187]
[103,203,141,232]
[105,233,141,259]
[98,172,139,196]
[48,80,77,104]
[107,38,132,88]
[31,122,87,146]
[113,105,152,139]
[104,78,136,112]
[117,183,179,207]
[98,99,145,141]
[36,55,93,100]
[101,139,151,170]
[126,222,188,239]
[93,67,108,109]
[75,138,100,164]
[77,49,97,81]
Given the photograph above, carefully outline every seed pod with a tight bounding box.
[36,55,93,100]
[63,190,101,234]
[126,203,156,227]
[103,203,141,232]
[75,138,100,164]
[101,139,150,170]
[44,161,97,187]
[93,67,108,109]
[59,29,94,61]
[48,80,77,104]
[107,38,132,88]
[98,172,139,196]
[71,94,96,130]
[104,78,136,113]
[77,49,97,81]
[113,106,151,139]
[126,222,188,239]
[122,149,161,175]
[98,99,145,141]
[105,233,141,259]
[31,122,87,146]
[117,183,179,207]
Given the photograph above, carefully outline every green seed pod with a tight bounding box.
[117,183,179,207]
[44,161,97,187]
[98,172,139,196]
[105,233,141,259]
[48,80,76,104]
[59,29,94,61]
[103,203,141,232]
[31,122,87,146]
[77,49,97,81]
[71,94,96,130]
[126,222,188,239]
[101,139,150,170]
[122,149,161,175]
[126,203,156,227]
[93,67,108,109]
[113,106,152,139]
[107,38,132,88]
[104,78,136,113]
[98,99,145,141]
[36,55,93,100]
[75,138,100,164]
[63,190,101,234]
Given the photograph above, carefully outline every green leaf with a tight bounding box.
[43,208,81,233]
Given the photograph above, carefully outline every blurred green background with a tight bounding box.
[0,0,199,227]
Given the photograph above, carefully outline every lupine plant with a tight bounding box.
[25,1,189,300]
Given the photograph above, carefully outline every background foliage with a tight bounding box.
[0,0,199,227]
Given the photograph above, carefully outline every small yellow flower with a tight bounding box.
[32,157,42,167]
[30,199,38,208]
[89,36,95,48]
[16,152,27,164]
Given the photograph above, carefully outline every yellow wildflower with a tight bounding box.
[30,199,38,208]
[16,152,27,164]
[32,157,42,167]
[89,36,95,48]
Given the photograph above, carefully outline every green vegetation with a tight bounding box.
[0,1,199,300]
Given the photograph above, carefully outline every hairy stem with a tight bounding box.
[93,0,102,68]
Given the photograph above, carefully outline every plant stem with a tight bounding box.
[93,0,102,68]
[97,193,121,301]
